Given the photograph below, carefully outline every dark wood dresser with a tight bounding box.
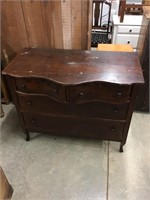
[2,48,144,152]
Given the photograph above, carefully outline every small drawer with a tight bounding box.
[116,34,139,48]
[14,77,66,103]
[17,92,129,120]
[118,26,141,34]
[23,112,125,141]
[68,82,132,104]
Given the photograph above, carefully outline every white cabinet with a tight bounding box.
[112,15,143,51]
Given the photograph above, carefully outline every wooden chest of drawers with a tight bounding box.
[3,48,144,152]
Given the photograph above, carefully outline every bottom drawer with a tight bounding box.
[116,34,139,48]
[23,112,125,141]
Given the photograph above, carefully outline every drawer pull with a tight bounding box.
[21,84,26,89]
[79,92,84,96]
[53,88,58,93]
[117,91,122,97]
[26,101,31,106]
[111,127,115,131]
[31,119,36,124]
[127,41,130,44]
[113,108,118,113]
[129,29,132,32]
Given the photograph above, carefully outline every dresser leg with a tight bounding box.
[119,143,124,152]
[24,130,30,141]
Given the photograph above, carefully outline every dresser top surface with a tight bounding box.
[3,48,144,85]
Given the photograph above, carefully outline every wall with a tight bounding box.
[1,0,92,59]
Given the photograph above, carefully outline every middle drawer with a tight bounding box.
[17,92,129,120]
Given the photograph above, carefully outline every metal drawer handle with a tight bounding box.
[113,108,118,113]
[79,92,84,96]
[129,29,132,32]
[53,88,58,93]
[21,84,26,89]
[111,127,115,131]
[117,91,122,97]
[127,41,130,44]
[31,119,36,124]
[26,101,31,106]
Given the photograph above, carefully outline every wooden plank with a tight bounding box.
[50,0,63,49]
[1,0,90,51]
[40,1,54,48]
[21,0,48,47]
[61,0,72,49]
[143,6,150,19]
[71,0,82,49]
[87,0,93,50]
[81,0,89,50]
[41,0,64,49]
[1,1,29,57]
[97,44,133,52]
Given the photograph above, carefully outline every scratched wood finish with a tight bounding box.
[1,0,90,59]
[1,1,28,57]
[3,48,144,85]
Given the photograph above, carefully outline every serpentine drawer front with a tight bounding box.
[2,48,144,152]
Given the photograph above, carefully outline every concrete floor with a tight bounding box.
[0,103,150,200]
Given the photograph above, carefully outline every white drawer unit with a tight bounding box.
[116,34,139,48]
[112,15,143,51]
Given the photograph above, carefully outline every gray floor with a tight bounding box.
[0,103,150,200]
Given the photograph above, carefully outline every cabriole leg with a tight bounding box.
[24,129,30,141]
[119,143,124,153]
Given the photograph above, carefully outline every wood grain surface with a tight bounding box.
[1,0,90,59]
[3,48,144,85]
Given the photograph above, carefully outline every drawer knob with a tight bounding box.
[53,88,58,93]
[111,127,115,131]
[31,119,36,124]
[21,84,26,89]
[113,108,118,113]
[117,91,122,97]
[129,29,132,32]
[79,92,84,96]
[127,41,130,44]
[26,101,31,106]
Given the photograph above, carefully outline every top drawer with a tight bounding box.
[14,77,66,103]
[68,82,132,104]
[118,26,141,34]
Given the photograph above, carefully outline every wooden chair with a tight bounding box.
[92,0,112,47]
[118,0,148,22]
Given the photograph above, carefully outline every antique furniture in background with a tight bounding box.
[3,48,144,152]
[112,15,143,51]
[92,0,112,47]
[135,6,150,111]
[118,0,150,22]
